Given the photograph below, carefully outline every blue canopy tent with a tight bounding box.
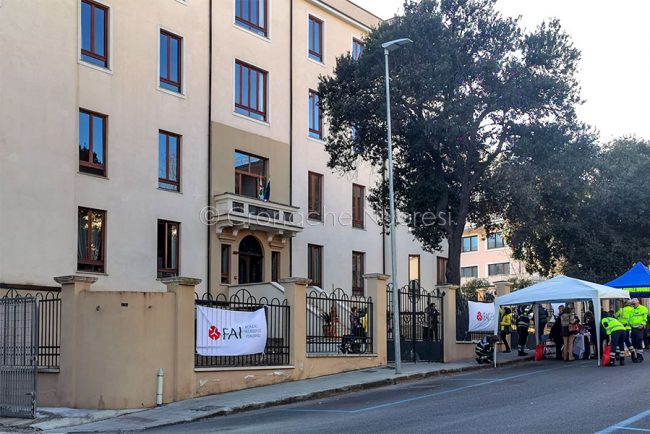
[605,262,650,297]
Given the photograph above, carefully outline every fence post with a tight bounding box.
[53,275,97,407]
[364,274,388,362]
[162,276,202,402]
[438,284,459,363]
[279,278,308,368]
[494,281,513,297]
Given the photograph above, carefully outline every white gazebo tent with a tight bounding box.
[493,275,630,367]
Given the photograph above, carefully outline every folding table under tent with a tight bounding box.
[492,275,630,367]
[605,262,650,298]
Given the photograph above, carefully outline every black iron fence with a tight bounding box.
[306,288,373,354]
[455,288,494,342]
[1,287,61,369]
[0,297,38,418]
[195,289,290,368]
[387,282,444,362]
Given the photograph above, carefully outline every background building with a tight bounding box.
[460,224,535,284]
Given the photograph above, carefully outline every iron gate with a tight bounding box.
[0,297,38,418]
[387,281,444,362]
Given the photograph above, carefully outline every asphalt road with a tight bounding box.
[147,360,650,434]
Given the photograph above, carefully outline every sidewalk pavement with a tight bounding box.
[1,352,533,434]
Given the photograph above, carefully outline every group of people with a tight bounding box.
[600,298,648,366]
[477,299,650,366]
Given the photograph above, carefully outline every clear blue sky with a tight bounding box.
[351,0,650,142]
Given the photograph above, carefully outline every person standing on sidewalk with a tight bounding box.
[629,298,648,363]
[516,306,531,356]
[616,301,634,359]
[499,307,513,353]
[601,312,627,366]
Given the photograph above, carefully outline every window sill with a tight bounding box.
[78,59,113,75]
[77,171,109,180]
[307,135,326,145]
[461,251,479,255]
[232,111,270,127]
[157,187,183,194]
[307,56,326,67]
[232,23,271,43]
[157,86,186,99]
[76,270,108,276]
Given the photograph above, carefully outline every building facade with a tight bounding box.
[0,0,210,292]
[0,0,447,296]
[459,225,534,284]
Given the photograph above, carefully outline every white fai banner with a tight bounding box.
[468,301,497,332]
[196,306,267,356]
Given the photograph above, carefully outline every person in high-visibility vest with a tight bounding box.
[516,306,531,357]
[616,301,635,360]
[601,312,628,366]
[629,298,649,363]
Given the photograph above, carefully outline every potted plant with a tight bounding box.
[321,312,334,337]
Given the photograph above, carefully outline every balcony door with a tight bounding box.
[238,235,264,284]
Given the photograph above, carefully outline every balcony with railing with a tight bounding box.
[213,193,303,238]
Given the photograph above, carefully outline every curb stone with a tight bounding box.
[62,356,534,433]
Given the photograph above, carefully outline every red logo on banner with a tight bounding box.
[476,312,483,321]
[208,325,221,341]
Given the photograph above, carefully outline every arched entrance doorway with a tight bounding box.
[238,235,264,284]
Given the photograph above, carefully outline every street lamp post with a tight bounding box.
[381,38,412,375]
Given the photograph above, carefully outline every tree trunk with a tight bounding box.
[445,224,464,285]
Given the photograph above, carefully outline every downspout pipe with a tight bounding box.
[289,0,294,277]
[206,0,213,295]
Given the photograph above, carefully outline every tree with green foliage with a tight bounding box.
[318,0,584,284]
[500,137,650,282]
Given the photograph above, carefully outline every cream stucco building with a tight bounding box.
[0,0,447,296]
[0,0,210,292]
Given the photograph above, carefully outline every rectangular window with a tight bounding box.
[235,0,267,37]
[308,16,323,62]
[308,172,323,221]
[437,256,448,285]
[81,0,109,67]
[235,60,267,121]
[221,245,231,284]
[77,207,106,273]
[352,251,365,296]
[158,131,181,191]
[461,266,478,278]
[157,220,180,278]
[408,255,420,284]
[462,235,478,252]
[352,184,365,229]
[487,232,505,249]
[308,244,323,288]
[234,151,268,198]
[352,38,364,60]
[160,30,182,93]
[488,262,510,276]
[271,251,281,282]
[79,109,107,176]
[308,90,322,139]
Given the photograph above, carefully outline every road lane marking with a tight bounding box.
[596,408,650,434]
[281,363,583,414]
[616,428,650,432]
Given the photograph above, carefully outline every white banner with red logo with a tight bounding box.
[196,306,267,356]
[468,301,497,332]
